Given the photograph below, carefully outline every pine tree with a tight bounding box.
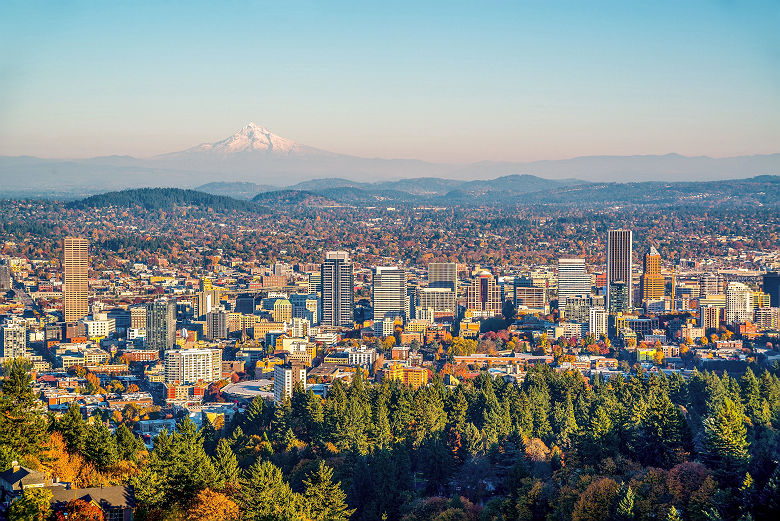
[702,397,750,483]
[55,402,86,453]
[303,460,355,521]
[239,459,303,521]
[0,359,45,458]
[212,438,240,491]
[115,423,142,462]
[83,422,119,470]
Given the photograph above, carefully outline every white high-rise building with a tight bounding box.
[373,266,408,335]
[557,257,590,304]
[725,282,752,325]
[589,307,607,339]
[1,318,27,359]
[164,348,222,385]
[274,363,306,404]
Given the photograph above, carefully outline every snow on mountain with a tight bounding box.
[184,123,311,155]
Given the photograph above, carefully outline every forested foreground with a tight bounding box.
[3,363,780,521]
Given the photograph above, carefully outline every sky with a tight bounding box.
[0,1,778,162]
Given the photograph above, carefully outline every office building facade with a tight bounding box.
[145,297,177,351]
[557,257,590,304]
[373,267,408,334]
[640,247,664,301]
[606,229,632,311]
[63,237,89,323]
[321,251,354,327]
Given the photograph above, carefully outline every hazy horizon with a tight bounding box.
[1,1,778,162]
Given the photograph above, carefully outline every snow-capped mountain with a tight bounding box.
[179,122,318,155]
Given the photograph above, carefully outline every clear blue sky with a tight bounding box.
[0,0,777,161]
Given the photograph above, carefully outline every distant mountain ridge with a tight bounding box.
[61,175,780,211]
[1,123,778,196]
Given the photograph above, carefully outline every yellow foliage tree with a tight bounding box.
[186,489,239,521]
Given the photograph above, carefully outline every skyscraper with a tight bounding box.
[641,247,665,301]
[557,257,590,304]
[764,272,780,307]
[321,251,354,327]
[0,261,11,292]
[145,297,177,351]
[373,267,408,334]
[429,262,457,291]
[274,363,307,404]
[466,271,502,316]
[700,305,720,332]
[725,282,752,325]
[607,229,632,311]
[63,237,89,323]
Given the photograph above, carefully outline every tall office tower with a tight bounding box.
[589,307,607,339]
[640,247,664,301]
[321,251,354,327]
[273,298,293,322]
[557,257,590,304]
[373,267,408,334]
[0,262,11,292]
[164,348,221,385]
[145,297,177,351]
[762,272,780,307]
[699,273,722,297]
[466,271,502,315]
[274,363,307,404]
[1,318,27,359]
[63,237,89,323]
[725,282,752,325]
[428,262,458,291]
[206,309,229,340]
[752,291,770,309]
[700,305,721,332]
[607,229,633,311]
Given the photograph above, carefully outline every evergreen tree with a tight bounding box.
[7,487,52,521]
[83,421,119,470]
[702,397,750,482]
[303,460,354,521]
[0,359,45,458]
[211,438,240,491]
[114,423,143,462]
[240,459,303,521]
[54,403,86,453]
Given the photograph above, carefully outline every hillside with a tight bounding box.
[67,188,257,211]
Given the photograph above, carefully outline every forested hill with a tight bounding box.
[67,187,257,211]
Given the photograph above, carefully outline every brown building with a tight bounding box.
[466,271,501,316]
[641,246,665,301]
[63,237,89,323]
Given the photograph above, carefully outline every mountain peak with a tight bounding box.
[191,123,300,154]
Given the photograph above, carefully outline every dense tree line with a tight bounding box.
[3,359,780,520]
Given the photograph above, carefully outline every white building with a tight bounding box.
[589,307,607,339]
[83,316,116,338]
[347,346,377,368]
[373,266,408,335]
[557,257,591,304]
[725,282,752,325]
[274,363,306,404]
[1,318,27,359]
[164,348,222,385]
